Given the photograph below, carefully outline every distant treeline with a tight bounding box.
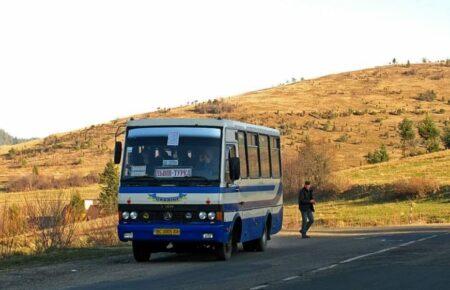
[0,129,34,145]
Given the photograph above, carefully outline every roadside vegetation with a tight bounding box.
[0,162,120,265]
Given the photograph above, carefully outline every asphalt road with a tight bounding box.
[1,226,449,290]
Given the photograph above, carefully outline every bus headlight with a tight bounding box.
[122,211,130,220]
[207,212,216,220]
[199,211,207,220]
[130,211,138,220]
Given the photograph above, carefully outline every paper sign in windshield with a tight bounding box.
[130,165,147,176]
[167,131,179,146]
[163,159,179,166]
[155,168,192,178]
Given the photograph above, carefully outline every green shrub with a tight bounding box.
[335,133,349,143]
[443,126,450,149]
[418,115,440,152]
[366,144,389,164]
[99,160,119,213]
[415,90,436,101]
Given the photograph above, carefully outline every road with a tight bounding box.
[1,226,449,290]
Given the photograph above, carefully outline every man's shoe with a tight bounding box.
[302,235,311,239]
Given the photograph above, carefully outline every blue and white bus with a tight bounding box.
[114,118,283,261]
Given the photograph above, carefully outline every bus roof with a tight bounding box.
[127,118,280,136]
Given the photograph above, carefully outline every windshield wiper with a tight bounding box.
[123,176,156,181]
[181,176,211,181]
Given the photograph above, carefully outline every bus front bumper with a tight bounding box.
[118,222,232,244]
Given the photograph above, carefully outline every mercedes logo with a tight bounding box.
[163,211,172,221]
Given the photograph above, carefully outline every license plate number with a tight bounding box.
[153,228,180,236]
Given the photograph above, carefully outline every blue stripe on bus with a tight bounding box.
[224,184,283,211]
[118,185,276,194]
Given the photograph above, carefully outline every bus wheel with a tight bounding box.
[132,241,151,262]
[243,223,268,252]
[255,223,268,252]
[216,237,232,261]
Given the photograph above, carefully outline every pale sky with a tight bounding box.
[1,0,449,138]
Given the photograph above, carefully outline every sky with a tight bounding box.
[1,0,449,138]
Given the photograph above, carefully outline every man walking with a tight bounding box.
[298,181,315,238]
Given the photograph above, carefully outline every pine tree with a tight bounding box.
[366,144,389,164]
[398,118,415,156]
[32,165,39,176]
[99,160,119,212]
[417,115,440,152]
[442,125,450,149]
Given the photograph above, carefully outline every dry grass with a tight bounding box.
[283,197,450,229]
[6,172,99,192]
[0,185,100,205]
[391,178,440,199]
[338,149,450,185]
[0,190,118,259]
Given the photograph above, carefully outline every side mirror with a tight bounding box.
[229,157,241,181]
[114,141,122,164]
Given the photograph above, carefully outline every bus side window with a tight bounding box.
[259,135,270,178]
[225,145,237,183]
[237,132,248,178]
[247,133,260,178]
[270,137,281,178]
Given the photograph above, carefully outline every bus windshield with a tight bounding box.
[121,127,221,186]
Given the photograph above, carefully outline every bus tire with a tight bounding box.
[216,224,238,260]
[254,222,268,252]
[243,222,268,252]
[132,241,151,262]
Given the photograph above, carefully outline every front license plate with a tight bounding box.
[153,228,180,236]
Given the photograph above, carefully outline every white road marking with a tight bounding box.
[339,234,439,264]
[339,246,398,264]
[249,234,440,289]
[417,234,437,242]
[312,264,338,273]
[250,285,268,290]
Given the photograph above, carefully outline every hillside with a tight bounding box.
[0,63,449,186]
[338,149,450,185]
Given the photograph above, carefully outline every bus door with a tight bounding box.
[225,143,241,200]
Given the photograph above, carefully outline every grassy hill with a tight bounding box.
[338,149,450,185]
[0,63,449,186]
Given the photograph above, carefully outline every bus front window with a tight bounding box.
[122,127,221,185]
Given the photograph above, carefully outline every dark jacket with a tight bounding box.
[298,187,315,212]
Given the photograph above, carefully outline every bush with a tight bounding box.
[391,178,440,199]
[99,160,119,212]
[335,133,349,142]
[442,126,450,149]
[6,172,100,192]
[366,144,389,164]
[418,115,440,152]
[398,118,416,156]
[317,177,352,200]
[418,115,440,140]
[0,204,28,257]
[25,192,77,252]
[193,99,235,114]
[282,141,336,201]
[7,148,17,159]
[415,90,436,101]
[69,191,85,221]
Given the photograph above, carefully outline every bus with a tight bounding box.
[114,118,283,261]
